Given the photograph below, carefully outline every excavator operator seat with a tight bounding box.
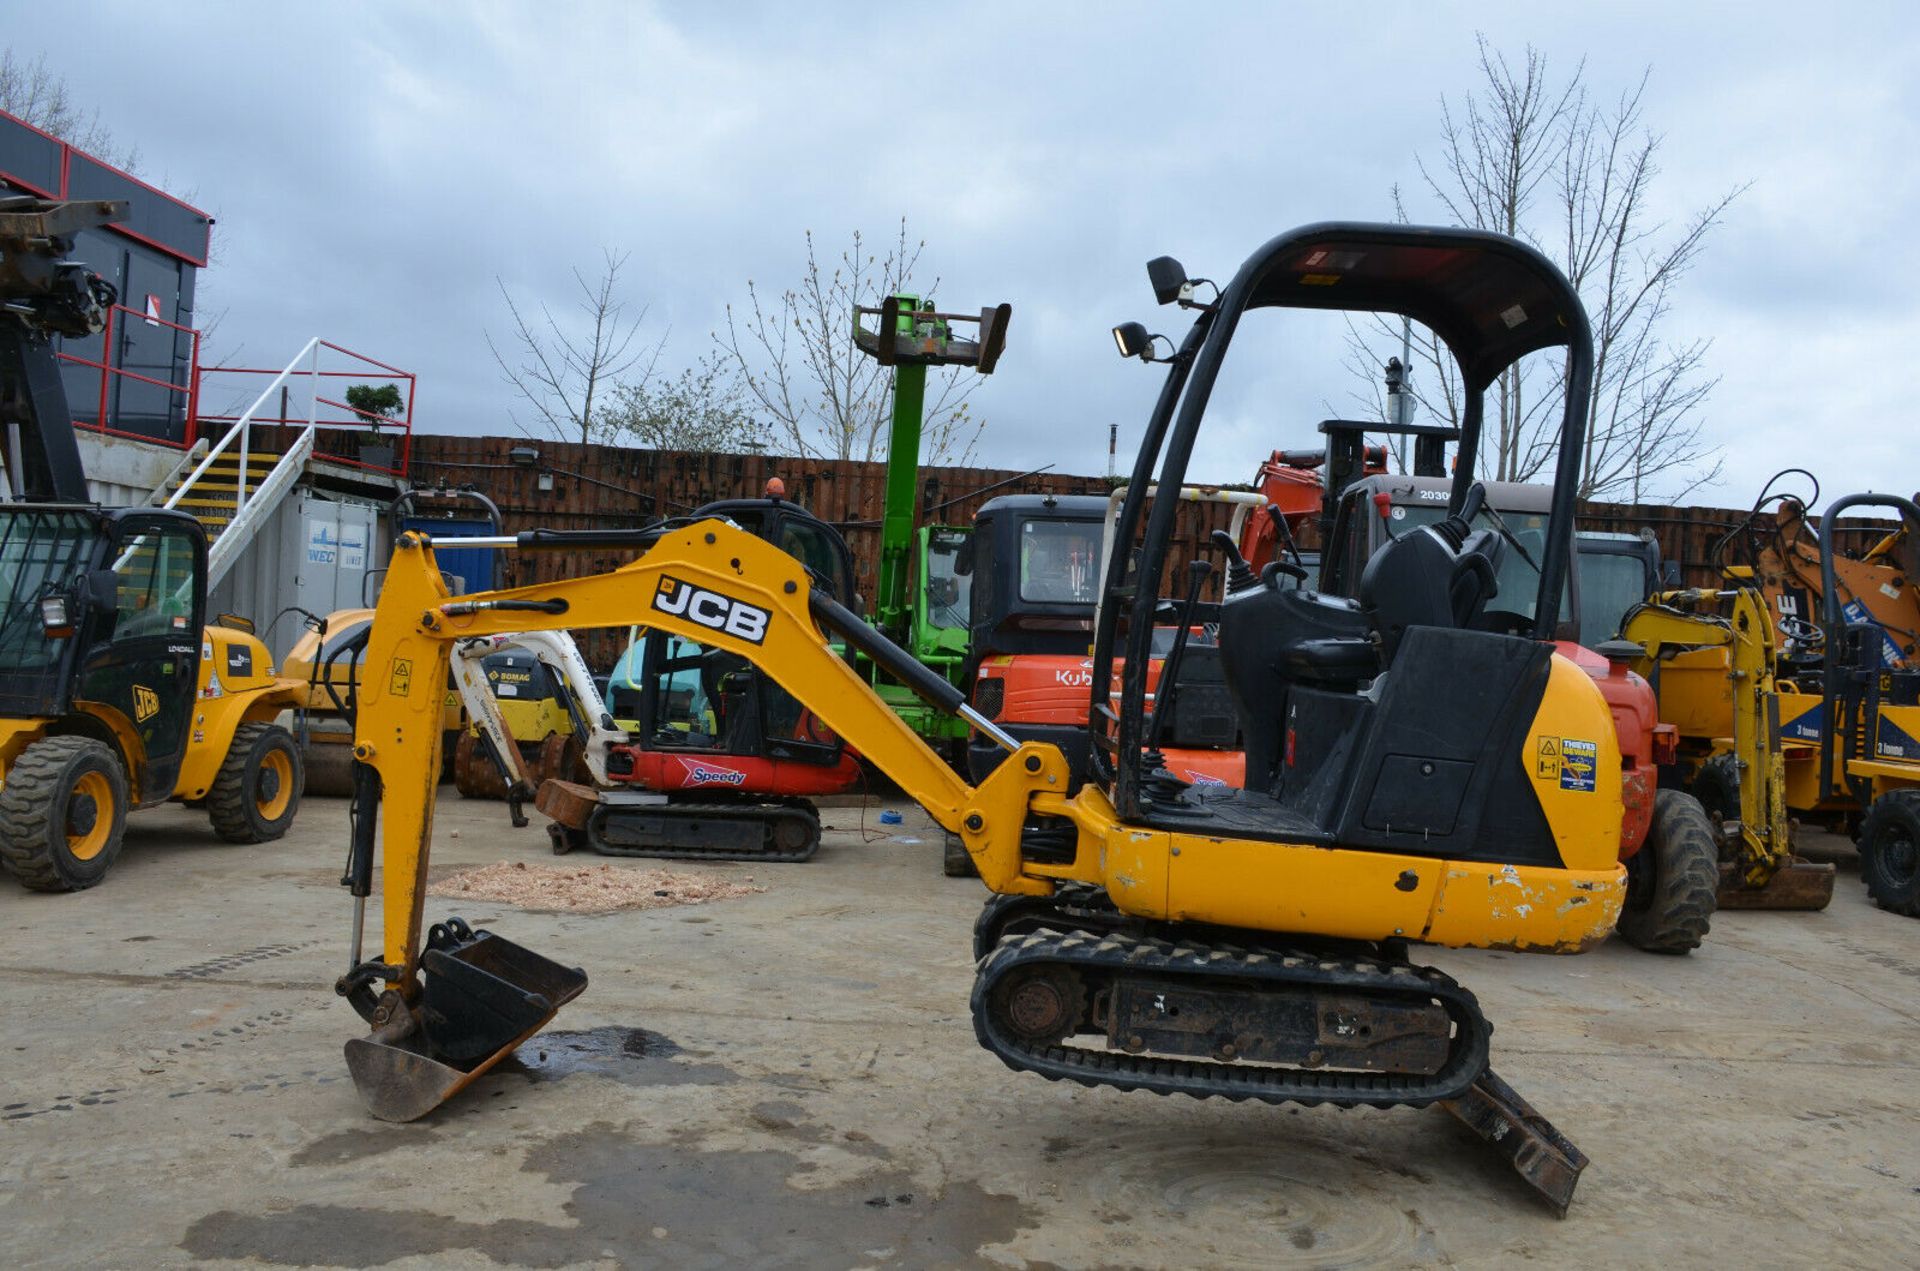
[1218,484,1508,800]
[1358,519,1505,662]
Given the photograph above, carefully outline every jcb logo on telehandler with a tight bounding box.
[652,576,771,645]
[132,684,160,722]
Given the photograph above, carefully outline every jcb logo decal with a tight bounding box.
[132,685,160,722]
[652,576,770,645]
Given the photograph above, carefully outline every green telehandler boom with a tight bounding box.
[850,294,1011,761]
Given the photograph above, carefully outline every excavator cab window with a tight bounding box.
[1019,519,1102,604]
[1574,535,1659,646]
[776,518,851,603]
[642,635,718,745]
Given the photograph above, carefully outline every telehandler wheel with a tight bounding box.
[942,831,978,878]
[208,723,304,844]
[1617,789,1719,954]
[1857,789,1920,917]
[0,736,129,892]
[1690,753,1742,858]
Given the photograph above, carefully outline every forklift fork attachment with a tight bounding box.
[1440,1069,1588,1217]
[345,923,587,1122]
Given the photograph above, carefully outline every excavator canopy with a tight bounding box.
[1235,222,1583,390]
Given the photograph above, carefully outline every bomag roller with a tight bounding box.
[334,223,1631,1213]
[0,197,305,891]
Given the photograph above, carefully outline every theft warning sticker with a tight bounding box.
[1558,738,1597,792]
[1537,736,1597,791]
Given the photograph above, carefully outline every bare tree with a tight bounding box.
[594,353,760,453]
[713,220,984,464]
[0,50,140,172]
[1346,39,1742,501]
[487,249,661,446]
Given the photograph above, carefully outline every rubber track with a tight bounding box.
[0,736,121,892]
[972,882,1118,962]
[971,925,1490,1110]
[587,799,820,863]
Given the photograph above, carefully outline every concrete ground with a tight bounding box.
[1,793,1916,1270]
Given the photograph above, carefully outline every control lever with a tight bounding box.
[1210,530,1257,595]
[1146,559,1215,755]
[1213,528,1301,593]
[1263,503,1310,575]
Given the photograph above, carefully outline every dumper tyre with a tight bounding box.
[1690,753,1742,859]
[1857,789,1920,917]
[0,736,128,892]
[1617,789,1718,954]
[208,723,304,844]
[942,831,978,878]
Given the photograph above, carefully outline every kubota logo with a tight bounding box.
[678,758,747,786]
[132,684,160,722]
[652,576,771,645]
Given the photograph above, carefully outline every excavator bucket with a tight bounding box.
[346,926,588,1122]
[1715,859,1836,911]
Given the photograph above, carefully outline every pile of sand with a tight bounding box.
[427,860,763,914]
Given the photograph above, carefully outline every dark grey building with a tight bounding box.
[1,106,211,446]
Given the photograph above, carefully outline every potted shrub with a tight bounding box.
[346,383,405,470]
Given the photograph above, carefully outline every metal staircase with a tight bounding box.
[156,339,325,589]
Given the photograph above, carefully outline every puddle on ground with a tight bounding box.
[491,1026,737,1088]
[183,1123,1036,1268]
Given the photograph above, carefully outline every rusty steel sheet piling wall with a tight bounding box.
[403,435,1890,670]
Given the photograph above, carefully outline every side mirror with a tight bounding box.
[1658,560,1682,588]
[85,568,118,615]
[1146,256,1187,306]
[952,537,975,577]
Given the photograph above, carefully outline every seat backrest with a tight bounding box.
[1359,521,1502,660]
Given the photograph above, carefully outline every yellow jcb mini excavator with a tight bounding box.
[337,224,1627,1213]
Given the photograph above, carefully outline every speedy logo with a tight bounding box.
[652,576,771,645]
[132,685,160,722]
[677,758,747,786]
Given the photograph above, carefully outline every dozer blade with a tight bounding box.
[346,929,587,1122]
[1440,1069,1588,1217]
[1715,859,1836,911]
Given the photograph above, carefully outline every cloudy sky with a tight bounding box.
[11,2,1919,508]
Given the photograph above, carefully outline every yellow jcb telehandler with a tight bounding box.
[0,197,306,891]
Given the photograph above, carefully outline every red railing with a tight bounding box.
[193,341,416,478]
[61,303,202,449]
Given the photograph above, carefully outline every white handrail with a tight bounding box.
[164,336,321,517]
